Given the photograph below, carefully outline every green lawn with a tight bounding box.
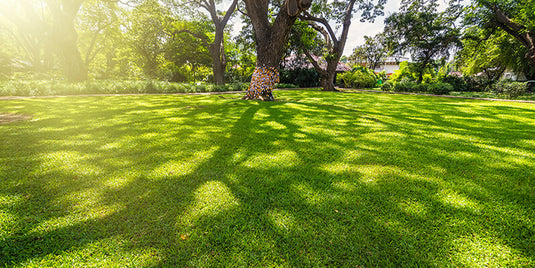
[1,89,534,267]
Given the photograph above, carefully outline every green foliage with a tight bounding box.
[390,81,453,95]
[338,66,378,89]
[491,80,528,99]
[441,75,488,92]
[456,29,524,82]
[392,81,418,92]
[464,1,535,80]
[280,68,320,88]
[349,34,387,69]
[427,82,454,95]
[0,80,248,96]
[389,61,416,83]
[381,81,393,91]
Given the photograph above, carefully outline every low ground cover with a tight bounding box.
[1,90,534,266]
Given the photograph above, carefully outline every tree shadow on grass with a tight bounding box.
[0,92,534,266]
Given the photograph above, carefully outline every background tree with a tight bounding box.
[384,0,461,84]
[456,27,527,84]
[127,0,173,79]
[241,0,312,101]
[297,0,385,91]
[167,20,213,81]
[466,0,535,79]
[172,0,238,85]
[0,1,58,75]
[77,0,124,79]
[349,33,387,70]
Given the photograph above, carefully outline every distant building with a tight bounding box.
[372,56,410,75]
[502,69,527,81]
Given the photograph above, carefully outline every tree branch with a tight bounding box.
[487,3,534,50]
[174,29,210,49]
[292,29,327,76]
[299,11,338,48]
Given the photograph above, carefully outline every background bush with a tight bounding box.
[427,82,454,95]
[0,80,250,96]
[338,66,378,89]
[390,81,453,95]
[441,75,488,92]
[491,80,528,99]
[280,68,320,88]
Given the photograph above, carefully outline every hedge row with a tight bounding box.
[0,80,253,96]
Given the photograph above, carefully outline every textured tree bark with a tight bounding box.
[242,0,312,101]
[321,59,339,91]
[208,36,227,85]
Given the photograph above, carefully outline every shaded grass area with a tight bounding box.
[0,90,534,267]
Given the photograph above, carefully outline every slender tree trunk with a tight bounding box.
[209,44,226,85]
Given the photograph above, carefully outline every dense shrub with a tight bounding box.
[280,68,320,88]
[491,80,527,99]
[338,67,378,89]
[389,61,420,83]
[427,82,454,95]
[392,81,417,92]
[0,80,249,96]
[526,81,534,93]
[381,81,393,91]
[441,75,488,92]
[390,81,453,95]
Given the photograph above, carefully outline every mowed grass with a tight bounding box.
[0,89,534,267]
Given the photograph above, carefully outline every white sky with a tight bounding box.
[343,0,402,56]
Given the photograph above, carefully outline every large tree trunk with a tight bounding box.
[243,0,312,101]
[55,25,88,82]
[50,0,87,82]
[320,59,339,91]
[242,34,286,101]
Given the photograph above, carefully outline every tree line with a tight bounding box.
[0,0,534,100]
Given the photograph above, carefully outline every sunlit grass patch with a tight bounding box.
[0,90,534,267]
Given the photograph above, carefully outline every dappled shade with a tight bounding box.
[0,91,534,266]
